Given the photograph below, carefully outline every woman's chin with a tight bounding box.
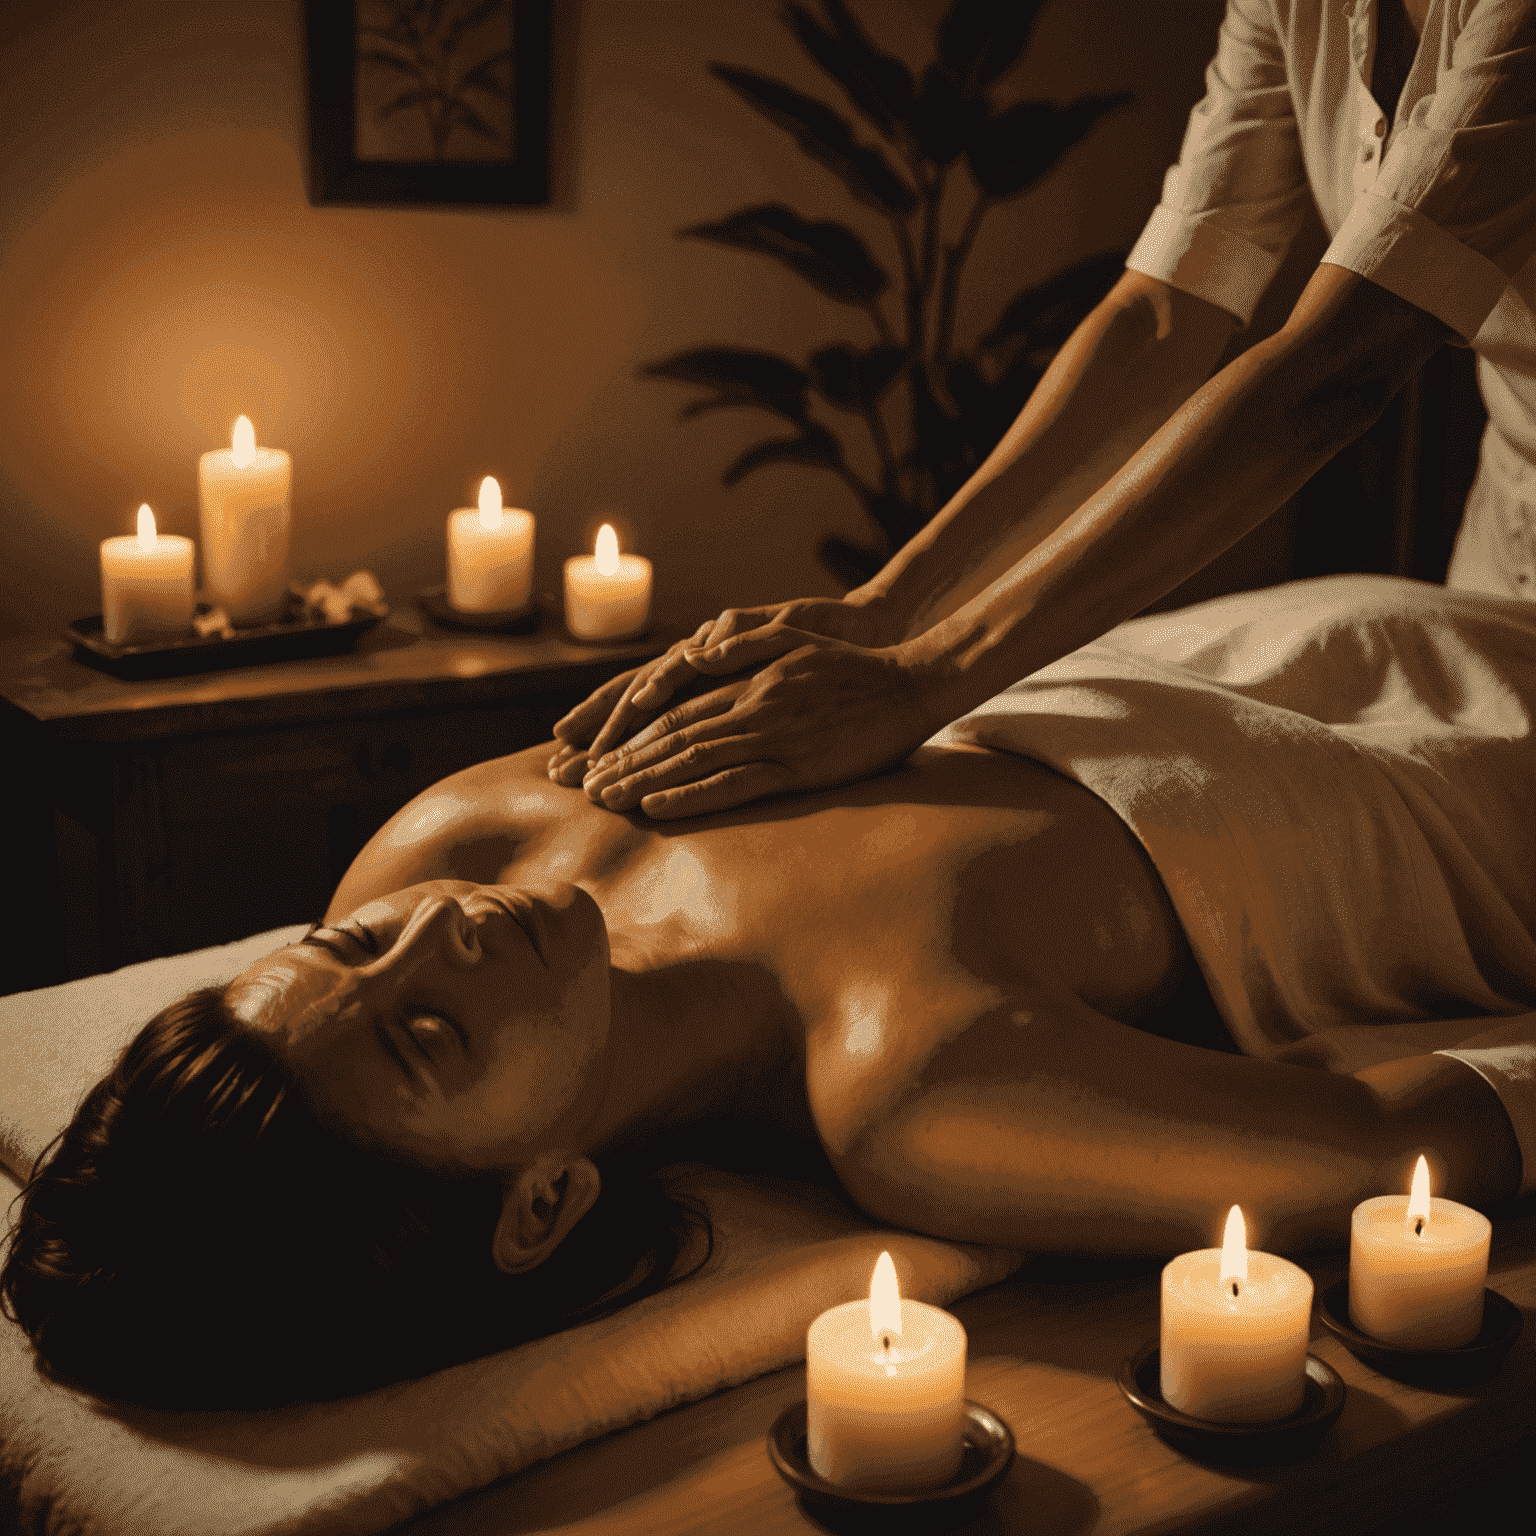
[499,881,609,969]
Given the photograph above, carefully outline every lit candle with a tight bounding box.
[805,1252,967,1492]
[1349,1156,1490,1349]
[99,504,196,644]
[446,476,535,612]
[1161,1206,1313,1422]
[563,523,652,640]
[197,415,292,624]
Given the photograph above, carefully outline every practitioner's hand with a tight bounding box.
[546,593,899,786]
[546,623,715,787]
[575,625,936,819]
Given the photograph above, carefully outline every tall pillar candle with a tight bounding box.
[806,1252,967,1492]
[1161,1206,1313,1422]
[1349,1156,1490,1348]
[198,415,291,624]
[100,505,195,643]
[563,523,651,640]
[447,476,534,612]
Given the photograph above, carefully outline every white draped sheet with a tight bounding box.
[931,574,1536,1193]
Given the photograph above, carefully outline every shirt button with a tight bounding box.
[1361,143,1376,161]
[1374,119,1387,137]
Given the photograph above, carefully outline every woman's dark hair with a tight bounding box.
[0,985,712,1409]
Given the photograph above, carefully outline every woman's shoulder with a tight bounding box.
[327,744,570,918]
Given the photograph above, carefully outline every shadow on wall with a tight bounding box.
[0,0,1229,640]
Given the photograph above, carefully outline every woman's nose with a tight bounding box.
[390,896,480,970]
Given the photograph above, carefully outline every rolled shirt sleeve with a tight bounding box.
[1324,0,1536,342]
[1127,0,1313,324]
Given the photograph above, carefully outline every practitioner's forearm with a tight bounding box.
[897,266,1455,724]
[853,273,1237,640]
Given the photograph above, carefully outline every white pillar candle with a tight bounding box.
[1349,1156,1490,1349]
[563,523,652,640]
[99,504,195,644]
[806,1252,967,1492]
[197,415,291,624]
[447,476,535,612]
[1161,1206,1313,1422]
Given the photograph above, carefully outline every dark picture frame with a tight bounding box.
[305,0,552,207]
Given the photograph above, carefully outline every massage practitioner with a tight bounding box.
[2,606,1529,1406]
[551,0,1536,818]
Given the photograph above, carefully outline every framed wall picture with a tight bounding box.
[305,0,552,207]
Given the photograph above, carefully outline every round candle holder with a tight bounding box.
[560,608,651,645]
[767,1399,1013,1516]
[417,586,541,634]
[1117,1344,1344,1463]
[1317,1280,1522,1386]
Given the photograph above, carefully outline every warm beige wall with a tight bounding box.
[0,0,1226,639]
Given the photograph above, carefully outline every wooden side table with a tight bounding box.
[1,607,687,993]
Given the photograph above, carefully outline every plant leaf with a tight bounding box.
[964,93,1131,199]
[443,0,505,56]
[782,1,914,141]
[907,60,975,166]
[863,490,928,547]
[809,342,906,410]
[458,48,512,97]
[817,533,889,587]
[722,424,844,487]
[944,356,994,420]
[937,0,1048,97]
[980,251,1128,353]
[710,66,916,217]
[641,346,810,423]
[377,87,438,120]
[357,47,426,82]
[448,98,501,144]
[680,203,889,306]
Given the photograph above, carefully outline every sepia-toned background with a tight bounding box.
[0,0,1235,641]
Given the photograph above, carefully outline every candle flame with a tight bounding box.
[136,504,156,550]
[1219,1205,1248,1293]
[869,1250,902,1342]
[231,416,256,468]
[1407,1154,1432,1234]
[478,476,504,531]
[595,523,620,577]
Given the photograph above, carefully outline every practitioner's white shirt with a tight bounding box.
[1126,0,1536,596]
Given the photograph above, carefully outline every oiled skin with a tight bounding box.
[326,741,1502,1257]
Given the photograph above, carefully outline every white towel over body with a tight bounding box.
[930,575,1536,1191]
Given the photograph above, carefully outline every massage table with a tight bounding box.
[2,923,1531,1536]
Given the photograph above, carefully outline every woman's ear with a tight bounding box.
[492,1153,601,1274]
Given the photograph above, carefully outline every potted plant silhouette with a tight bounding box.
[642,0,1131,587]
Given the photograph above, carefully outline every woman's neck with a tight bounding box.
[578,923,799,1158]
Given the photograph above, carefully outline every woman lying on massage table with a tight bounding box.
[2,651,1524,1410]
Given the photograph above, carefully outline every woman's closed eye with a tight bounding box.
[300,921,379,961]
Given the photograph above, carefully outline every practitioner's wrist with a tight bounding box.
[841,584,912,648]
[891,627,981,740]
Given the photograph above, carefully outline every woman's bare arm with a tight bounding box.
[824,989,1520,1259]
